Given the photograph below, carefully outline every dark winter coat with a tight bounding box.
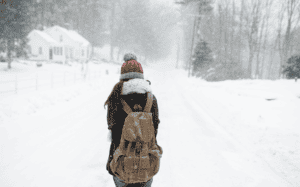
[106,92,160,176]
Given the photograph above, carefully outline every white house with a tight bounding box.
[27,30,65,63]
[44,25,92,64]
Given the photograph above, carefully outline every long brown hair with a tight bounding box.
[104,79,130,109]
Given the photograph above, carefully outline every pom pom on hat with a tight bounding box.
[123,53,137,62]
[120,53,144,80]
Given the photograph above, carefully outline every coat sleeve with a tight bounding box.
[151,95,160,137]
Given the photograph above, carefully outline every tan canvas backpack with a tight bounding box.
[110,92,163,183]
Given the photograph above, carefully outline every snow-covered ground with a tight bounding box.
[0,61,299,187]
[175,73,300,186]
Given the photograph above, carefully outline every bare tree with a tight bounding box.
[244,0,263,79]
[259,0,273,79]
[254,0,273,79]
[237,0,245,67]
[274,3,286,79]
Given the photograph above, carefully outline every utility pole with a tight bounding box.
[188,17,197,77]
[175,0,201,77]
[175,1,185,69]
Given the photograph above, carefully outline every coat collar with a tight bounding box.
[122,79,152,95]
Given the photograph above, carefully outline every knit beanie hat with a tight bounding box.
[120,53,144,80]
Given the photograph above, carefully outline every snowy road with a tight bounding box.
[0,66,295,187]
[152,70,290,187]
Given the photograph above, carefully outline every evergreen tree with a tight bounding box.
[181,0,214,76]
[283,55,300,79]
[192,39,213,77]
[0,0,31,68]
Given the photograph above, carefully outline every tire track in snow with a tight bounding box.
[153,76,248,186]
[194,91,299,187]
[182,89,294,187]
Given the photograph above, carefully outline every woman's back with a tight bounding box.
[105,53,161,187]
[122,93,147,112]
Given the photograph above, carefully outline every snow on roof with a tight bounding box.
[47,25,90,46]
[31,30,60,45]
[68,30,90,46]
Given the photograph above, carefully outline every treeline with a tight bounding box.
[109,0,177,62]
[27,0,107,46]
[180,0,300,80]
[0,0,30,68]
[0,0,178,69]
[0,0,108,68]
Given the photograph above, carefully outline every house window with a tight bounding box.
[82,49,84,57]
[39,47,42,55]
[61,47,63,55]
[60,35,63,42]
[28,46,32,54]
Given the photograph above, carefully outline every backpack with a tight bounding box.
[109,92,162,183]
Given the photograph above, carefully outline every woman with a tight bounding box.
[104,53,160,187]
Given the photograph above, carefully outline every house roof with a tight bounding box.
[68,30,90,46]
[30,30,60,45]
[46,25,90,47]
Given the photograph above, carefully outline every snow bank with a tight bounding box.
[0,61,121,123]
[175,75,300,185]
[0,82,94,123]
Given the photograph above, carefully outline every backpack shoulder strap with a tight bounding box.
[121,99,132,115]
[144,92,153,113]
